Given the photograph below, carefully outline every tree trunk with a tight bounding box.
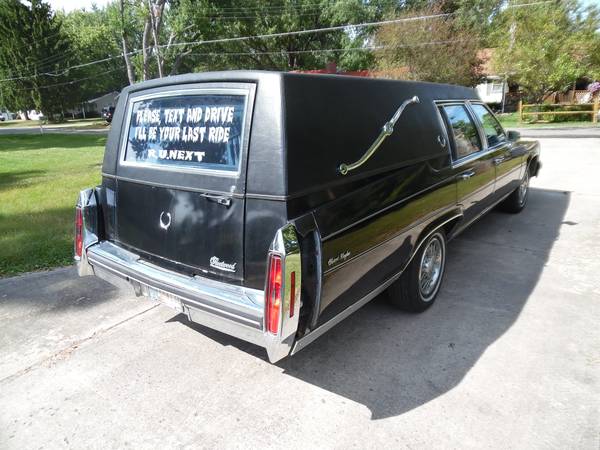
[148,0,166,78]
[169,49,191,76]
[121,37,136,85]
[120,0,136,85]
[142,18,152,80]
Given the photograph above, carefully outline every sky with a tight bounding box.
[47,0,112,12]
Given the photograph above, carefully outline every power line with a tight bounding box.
[188,39,468,58]
[159,13,453,50]
[0,11,452,83]
[188,1,341,13]
[15,67,124,91]
[505,0,555,7]
[0,0,554,84]
[24,39,468,92]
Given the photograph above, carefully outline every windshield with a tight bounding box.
[123,92,247,173]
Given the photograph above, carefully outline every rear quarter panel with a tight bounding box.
[314,161,458,325]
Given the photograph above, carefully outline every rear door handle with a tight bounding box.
[202,193,232,207]
[458,169,475,180]
[494,156,505,165]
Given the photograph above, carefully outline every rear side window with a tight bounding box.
[122,92,247,173]
[439,104,482,159]
[470,104,506,147]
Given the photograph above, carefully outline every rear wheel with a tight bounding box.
[387,230,446,312]
[499,170,529,213]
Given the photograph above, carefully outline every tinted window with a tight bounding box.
[123,93,246,173]
[440,105,482,159]
[471,104,506,147]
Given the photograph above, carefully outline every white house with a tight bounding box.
[474,49,508,106]
[67,91,119,118]
[475,75,507,105]
[86,91,119,113]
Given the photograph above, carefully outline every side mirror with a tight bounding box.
[507,130,521,141]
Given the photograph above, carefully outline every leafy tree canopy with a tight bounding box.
[492,0,600,102]
[0,0,73,117]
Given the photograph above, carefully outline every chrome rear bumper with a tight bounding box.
[88,240,264,336]
[75,188,301,363]
[81,241,295,362]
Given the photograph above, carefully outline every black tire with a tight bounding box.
[387,230,447,313]
[499,170,530,214]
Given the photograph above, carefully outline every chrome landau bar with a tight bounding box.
[338,95,420,176]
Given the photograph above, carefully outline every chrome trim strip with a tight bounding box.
[450,146,501,170]
[338,96,420,175]
[101,173,245,199]
[291,214,462,356]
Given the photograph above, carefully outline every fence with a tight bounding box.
[518,99,599,123]
[544,90,592,104]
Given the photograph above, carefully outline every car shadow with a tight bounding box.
[172,187,569,420]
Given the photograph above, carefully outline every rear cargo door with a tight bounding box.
[113,83,255,282]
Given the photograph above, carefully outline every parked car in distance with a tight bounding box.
[102,106,115,123]
[27,110,45,121]
[0,110,14,121]
[75,72,541,363]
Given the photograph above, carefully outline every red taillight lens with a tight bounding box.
[266,254,282,334]
[75,207,83,258]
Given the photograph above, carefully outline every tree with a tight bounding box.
[104,0,379,80]
[60,7,128,106]
[373,3,486,86]
[0,0,74,118]
[174,0,378,72]
[492,0,600,102]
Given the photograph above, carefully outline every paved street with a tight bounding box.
[0,127,108,135]
[1,135,599,449]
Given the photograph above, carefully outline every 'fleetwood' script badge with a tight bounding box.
[210,256,237,273]
[327,251,351,268]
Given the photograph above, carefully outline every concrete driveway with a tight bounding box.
[1,135,599,449]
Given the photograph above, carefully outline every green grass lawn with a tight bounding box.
[497,112,600,129]
[0,134,105,276]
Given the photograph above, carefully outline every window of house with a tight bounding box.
[491,82,504,94]
[439,104,482,159]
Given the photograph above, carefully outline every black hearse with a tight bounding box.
[75,71,541,362]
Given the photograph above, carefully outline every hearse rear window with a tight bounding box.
[123,93,247,173]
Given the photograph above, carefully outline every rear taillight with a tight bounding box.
[266,254,282,334]
[75,207,83,258]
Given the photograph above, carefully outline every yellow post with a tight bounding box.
[593,97,599,124]
[518,100,523,122]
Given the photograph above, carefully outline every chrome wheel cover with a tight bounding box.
[518,172,529,205]
[418,234,445,302]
